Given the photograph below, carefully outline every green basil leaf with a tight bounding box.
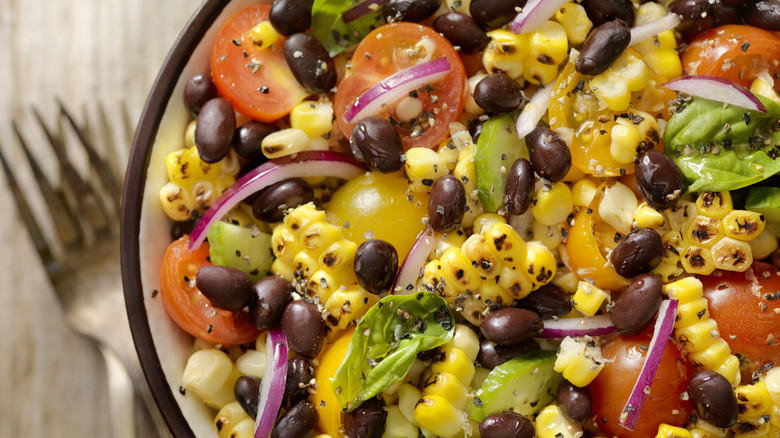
[311,0,386,57]
[664,95,780,192]
[331,292,454,411]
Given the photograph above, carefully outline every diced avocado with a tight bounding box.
[469,349,563,422]
[474,111,529,212]
[746,187,780,237]
[206,221,273,282]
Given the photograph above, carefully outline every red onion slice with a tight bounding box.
[510,0,570,34]
[628,13,681,47]
[516,84,554,139]
[618,298,679,431]
[343,57,452,123]
[661,75,768,113]
[392,227,436,294]
[254,327,288,438]
[189,151,364,250]
[342,0,388,23]
[537,315,616,339]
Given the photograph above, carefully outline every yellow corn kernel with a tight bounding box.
[599,181,639,235]
[414,395,464,438]
[554,336,605,387]
[750,229,779,260]
[479,281,515,306]
[690,420,730,438]
[160,182,195,221]
[711,237,753,272]
[591,49,650,112]
[675,317,720,352]
[572,281,610,317]
[681,245,716,276]
[422,259,446,297]
[482,29,528,79]
[731,419,771,437]
[307,270,339,302]
[483,222,528,266]
[421,372,468,411]
[656,423,693,438]
[751,77,780,106]
[383,405,419,438]
[271,258,294,282]
[525,241,557,289]
[246,20,280,50]
[654,262,684,284]
[666,199,698,235]
[319,238,357,275]
[714,354,741,387]
[214,401,251,438]
[184,120,197,148]
[696,192,734,219]
[284,202,326,236]
[453,145,482,228]
[736,380,773,419]
[554,3,592,45]
[687,338,731,371]
[532,182,574,226]
[450,324,480,362]
[440,247,482,294]
[271,225,299,263]
[571,179,598,207]
[528,21,568,67]
[438,136,463,168]
[433,229,468,259]
[472,212,507,235]
[635,202,666,229]
[638,45,683,80]
[322,286,378,330]
[290,100,334,138]
[531,221,564,251]
[552,270,580,294]
[404,147,449,192]
[191,180,218,211]
[430,346,475,386]
[660,231,684,264]
[676,297,710,328]
[461,233,504,278]
[227,418,256,438]
[724,210,767,242]
[523,57,561,86]
[300,221,343,259]
[292,250,318,281]
[536,404,583,438]
[498,265,534,300]
[665,276,704,304]
[766,367,780,405]
[610,118,643,164]
[685,215,726,248]
[262,128,310,159]
[182,349,236,409]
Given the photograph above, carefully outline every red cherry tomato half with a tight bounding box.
[160,236,260,346]
[334,22,467,150]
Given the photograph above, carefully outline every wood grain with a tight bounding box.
[0,0,200,435]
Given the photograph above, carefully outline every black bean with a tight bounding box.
[480,307,543,345]
[354,239,399,294]
[183,73,218,116]
[342,396,387,438]
[249,276,293,330]
[469,0,527,28]
[746,1,780,31]
[195,97,236,163]
[195,265,253,311]
[428,175,466,232]
[477,337,539,369]
[170,218,198,241]
[610,228,663,279]
[610,273,663,336]
[576,19,631,76]
[233,121,279,161]
[669,0,715,39]
[635,149,685,210]
[384,0,441,23]
[252,178,314,223]
[270,0,314,36]
[504,158,535,216]
[581,0,635,27]
[282,300,325,358]
[469,118,484,143]
[473,73,524,113]
[556,380,593,424]
[526,124,572,182]
[271,400,318,438]
[433,12,490,55]
[688,370,739,428]
[234,375,261,418]
[772,248,780,267]
[283,357,315,410]
[349,116,404,173]
[478,411,536,438]
[712,0,745,27]
[283,33,337,94]
[515,283,571,319]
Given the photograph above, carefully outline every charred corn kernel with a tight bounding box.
[751,77,780,105]
[182,349,236,409]
[676,297,710,328]
[664,276,704,303]
[524,57,560,86]
[532,182,574,226]
[736,379,773,419]
[308,269,339,301]
[319,239,357,275]
[572,179,598,207]
[384,406,419,438]
[498,265,534,300]
[235,349,265,378]
[554,3,592,44]
[226,418,255,438]
[462,234,504,278]
[711,237,753,272]
[599,181,639,235]
[437,138,461,170]
[414,395,464,437]
[751,230,779,260]
[192,180,218,211]
[656,424,693,438]
[591,49,650,112]
[572,281,610,317]
[405,147,449,192]
[686,215,725,248]
[292,250,319,281]
[483,222,528,266]
[479,279,515,306]
[431,346,475,386]
[472,212,507,235]
[714,354,741,387]
[696,192,734,220]
[731,419,771,437]
[247,20,280,50]
[675,317,720,352]
[323,286,379,331]
[421,372,468,411]
[450,324,480,362]
[666,200,698,235]
[285,203,326,236]
[433,229,468,259]
[301,222,343,259]
[290,100,333,139]
[554,336,606,387]
[440,247,482,294]
[262,128,309,159]
[529,21,568,66]
[160,182,196,221]
[635,202,666,229]
[272,225,299,264]
[532,221,564,251]
[610,119,643,164]
[654,261,684,284]
[215,401,251,438]
[681,245,716,276]
[482,30,528,79]
[724,210,767,242]
[687,337,731,371]
[422,260,446,296]
[536,404,583,438]
[525,241,557,289]
[398,383,422,426]
[453,145,482,228]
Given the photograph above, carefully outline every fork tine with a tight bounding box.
[0,141,55,266]
[11,121,83,249]
[97,100,126,185]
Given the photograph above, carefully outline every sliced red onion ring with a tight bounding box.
[618,298,679,431]
[392,227,436,295]
[516,84,554,139]
[510,0,570,34]
[628,13,682,47]
[343,57,452,123]
[661,75,768,113]
[343,0,388,23]
[254,327,288,438]
[537,315,616,339]
[189,151,364,250]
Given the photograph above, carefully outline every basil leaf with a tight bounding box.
[664,95,780,192]
[332,292,454,411]
[311,0,386,57]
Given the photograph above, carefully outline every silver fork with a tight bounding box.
[0,103,171,437]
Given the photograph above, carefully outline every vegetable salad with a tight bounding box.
[155,0,780,437]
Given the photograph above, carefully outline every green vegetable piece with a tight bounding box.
[332,292,454,411]
[470,349,563,422]
[664,94,780,192]
[311,0,386,57]
[746,186,780,237]
[206,221,273,282]
[474,111,529,212]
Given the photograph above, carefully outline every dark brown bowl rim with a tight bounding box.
[120,0,231,436]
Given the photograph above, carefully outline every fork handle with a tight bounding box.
[100,346,136,438]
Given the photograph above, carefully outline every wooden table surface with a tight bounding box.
[0,0,200,436]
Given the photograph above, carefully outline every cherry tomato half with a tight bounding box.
[565,207,630,292]
[211,5,308,122]
[160,236,260,346]
[334,22,467,150]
